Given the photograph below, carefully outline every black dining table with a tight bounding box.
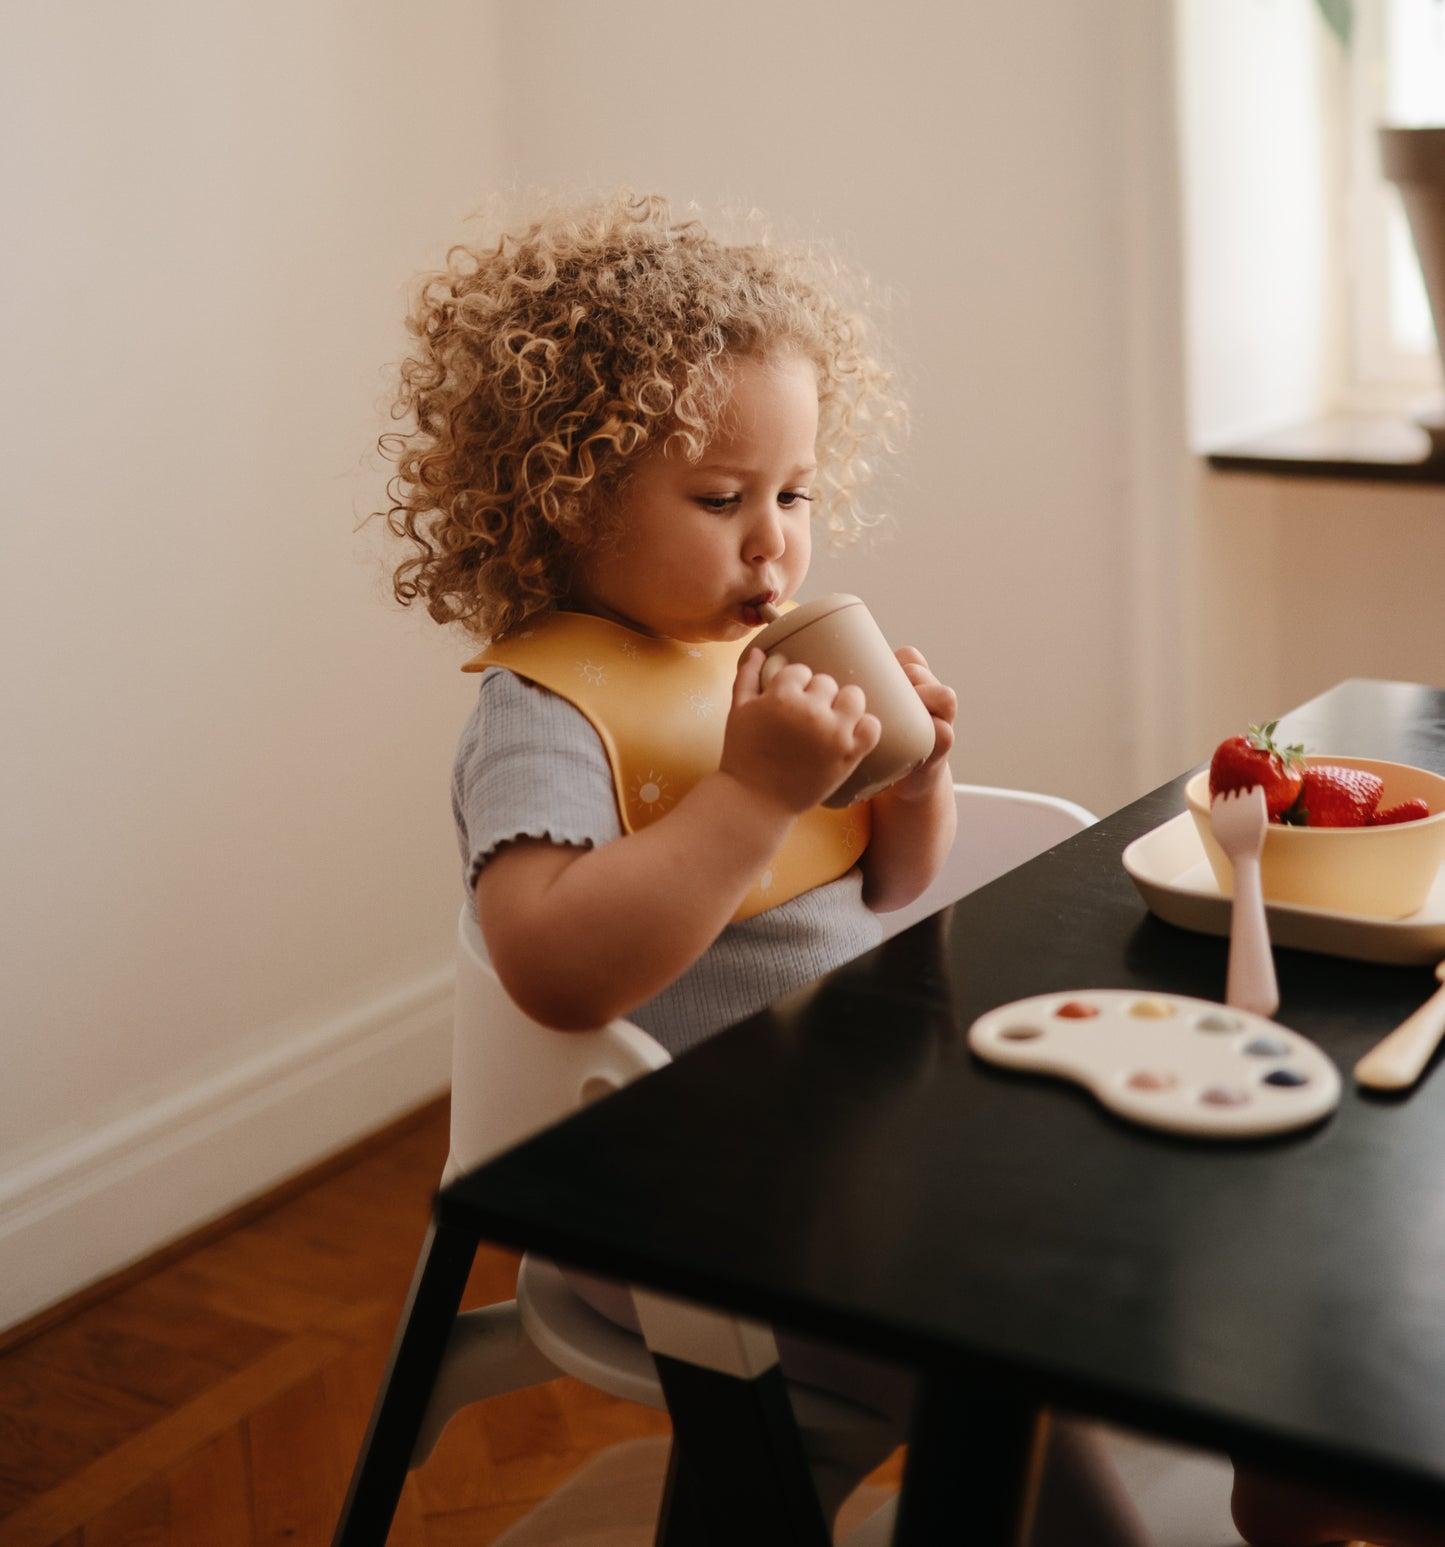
[439,678,1445,1543]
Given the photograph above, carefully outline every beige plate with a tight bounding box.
[1123,813,1445,965]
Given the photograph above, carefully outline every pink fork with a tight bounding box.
[1210,785,1280,1017]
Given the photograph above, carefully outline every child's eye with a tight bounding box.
[778,490,816,509]
[696,495,740,513]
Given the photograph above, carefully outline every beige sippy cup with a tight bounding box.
[747,593,937,808]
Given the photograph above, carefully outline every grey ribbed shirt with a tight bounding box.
[452,669,881,1055]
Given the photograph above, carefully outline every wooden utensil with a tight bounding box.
[1354,959,1445,1090]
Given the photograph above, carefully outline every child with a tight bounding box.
[380,191,1152,1544]
[382,191,957,1054]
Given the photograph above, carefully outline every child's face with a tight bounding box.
[571,354,818,643]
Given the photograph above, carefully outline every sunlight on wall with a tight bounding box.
[1176,0,1342,446]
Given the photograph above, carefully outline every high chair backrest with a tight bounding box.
[876,782,1097,940]
[445,906,672,1183]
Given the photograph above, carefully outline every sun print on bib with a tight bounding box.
[630,769,675,817]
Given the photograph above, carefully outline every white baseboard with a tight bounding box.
[0,967,454,1334]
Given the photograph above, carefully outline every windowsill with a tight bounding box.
[1205,412,1445,484]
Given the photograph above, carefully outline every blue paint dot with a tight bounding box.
[1263,1068,1310,1088]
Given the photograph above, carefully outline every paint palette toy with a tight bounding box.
[967,991,1341,1138]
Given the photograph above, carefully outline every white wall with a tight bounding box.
[1,0,1195,1328]
[491,0,1185,813]
[1194,469,1445,742]
[1,0,506,1328]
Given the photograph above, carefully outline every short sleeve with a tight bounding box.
[452,668,623,897]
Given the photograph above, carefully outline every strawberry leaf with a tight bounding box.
[1246,720,1306,773]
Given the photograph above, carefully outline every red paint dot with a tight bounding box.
[1055,1001,1100,1019]
[1127,1070,1177,1091]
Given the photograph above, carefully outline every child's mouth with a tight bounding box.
[740,593,777,627]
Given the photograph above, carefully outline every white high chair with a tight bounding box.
[333,783,1098,1547]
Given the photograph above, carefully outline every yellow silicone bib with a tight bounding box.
[464,612,869,921]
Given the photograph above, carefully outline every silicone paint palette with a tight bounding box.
[967,991,1341,1138]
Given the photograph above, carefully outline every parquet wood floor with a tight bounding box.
[0,1098,903,1546]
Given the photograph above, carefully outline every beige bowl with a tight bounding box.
[1185,756,1445,919]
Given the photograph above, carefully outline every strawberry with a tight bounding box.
[1287,764,1385,827]
[1371,798,1432,826]
[1209,721,1306,820]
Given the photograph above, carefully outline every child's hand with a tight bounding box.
[720,648,881,815]
[882,646,957,803]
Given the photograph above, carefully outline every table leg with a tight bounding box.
[894,1377,1043,1546]
[331,1215,477,1547]
[650,1353,832,1547]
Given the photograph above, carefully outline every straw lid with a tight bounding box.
[749,593,862,652]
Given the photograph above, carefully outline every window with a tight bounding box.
[1346,0,1445,398]
[1177,0,1444,453]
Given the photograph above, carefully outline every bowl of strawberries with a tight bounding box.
[1184,721,1445,918]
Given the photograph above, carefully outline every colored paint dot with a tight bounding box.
[1126,1070,1177,1091]
[1000,1024,1044,1041]
[1201,1085,1251,1107]
[1129,999,1175,1019]
[1243,1036,1291,1057]
[1055,1001,1099,1019]
[1263,1068,1310,1088]
[1197,1012,1242,1032]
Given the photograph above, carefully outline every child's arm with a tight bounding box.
[476,649,880,1030]
[859,647,958,914]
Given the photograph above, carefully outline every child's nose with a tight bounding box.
[746,506,787,563]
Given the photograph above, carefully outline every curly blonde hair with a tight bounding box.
[379,192,902,641]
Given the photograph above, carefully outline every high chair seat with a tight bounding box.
[333,782,1099,1547]
[515,1255,889,1435]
